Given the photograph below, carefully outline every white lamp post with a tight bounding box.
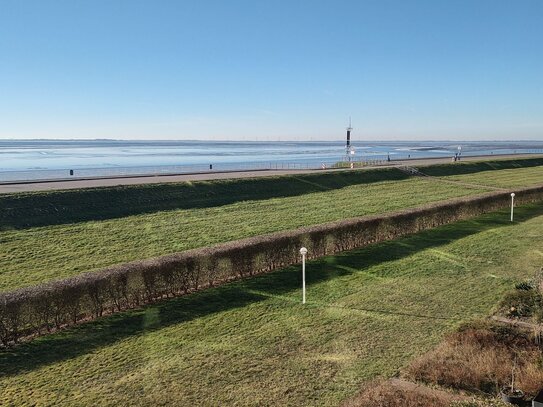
[300,247,308,304]
[510,193,515,222]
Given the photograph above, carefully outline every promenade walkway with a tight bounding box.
[1,153,542,194]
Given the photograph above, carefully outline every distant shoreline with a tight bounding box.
[2,153,543,194]
[2,138,543,142]
[2,140,543,182]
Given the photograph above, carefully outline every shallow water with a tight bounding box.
[1,140,542,181]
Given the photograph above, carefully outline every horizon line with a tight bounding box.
[2,138,543,143]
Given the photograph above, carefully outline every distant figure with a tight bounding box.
[321,163,326,170]
[387,154,391,162]
[209,164,213,170]
[408,154,411,159]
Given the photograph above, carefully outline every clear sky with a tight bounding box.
[1,0,542,141]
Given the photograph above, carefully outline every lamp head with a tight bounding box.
[511,193,515,197]
[300,247,308,255]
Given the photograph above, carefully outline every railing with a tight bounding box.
[2,150,542,183]
[0,162,276,183]
[0,158,394,183]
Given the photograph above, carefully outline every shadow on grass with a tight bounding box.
[1,169,409,230]
[1,203,542,377]
[3,159,542,231]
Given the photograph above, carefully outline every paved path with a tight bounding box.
[1,153,542,194]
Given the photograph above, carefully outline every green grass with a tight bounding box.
[1,164,543,292]
[1,168,411,230]
[1,204,542,406]
[1,177,488,291]
[420,156,543,177]
[442,165,543,188]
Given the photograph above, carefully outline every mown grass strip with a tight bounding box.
[3,157,543,231]
[442,165,543,189]
[0,168,409,230]
[1,204,542,406]
[420,157,543,176]
[0,177,487,291]
[2,164,543,292]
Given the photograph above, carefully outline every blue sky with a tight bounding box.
[1,0,542,140]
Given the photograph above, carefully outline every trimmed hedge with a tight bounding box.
[1,186,543,346]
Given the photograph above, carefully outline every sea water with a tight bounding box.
[1,140,542,182]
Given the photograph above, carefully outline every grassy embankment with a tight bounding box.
[1,159,543,292]
[1,203,542,406]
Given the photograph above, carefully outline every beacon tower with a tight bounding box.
[346,117,355,161]
[346,116,352,149]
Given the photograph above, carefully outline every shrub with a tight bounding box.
[514,280,535,291]
[405,321,543,397]
[498,289,543,319]
[341,379,508,407]
[534,267,543,292]
[450,401,509,407]
[341,379,456,407]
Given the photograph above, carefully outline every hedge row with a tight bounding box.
[1,186,543,346]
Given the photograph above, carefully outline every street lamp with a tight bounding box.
[511,193,515,222]
[300,247,308,304]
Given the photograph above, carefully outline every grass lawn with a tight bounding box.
[1,204,542,406]
[420,156,543,177]
[442,165,543,188]
[1,176,488,291]
[1,164,542,292]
